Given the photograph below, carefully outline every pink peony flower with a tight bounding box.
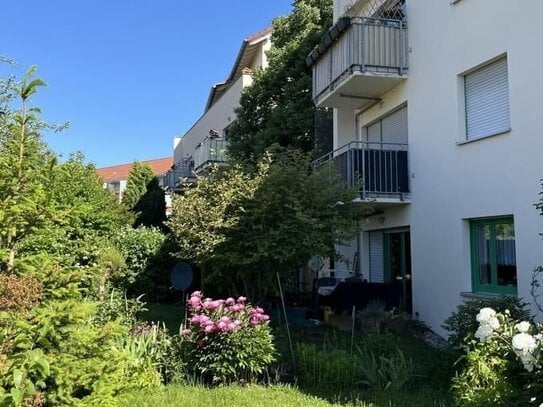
[188,296,201,308]
[220,316,230,323]
[237,296,247,303]
[191,291,202,297]
[203,325,215,334]
[217,321,228,330]
[225,297,235,306]
[181,329,191,336]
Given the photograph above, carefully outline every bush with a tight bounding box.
[296,343,360,392]
[111,226,168,295]
[451,308,536,406]
[443,296,532,348]
[357,348,415,391]
[0,300,161,405]
[180,291,275,385]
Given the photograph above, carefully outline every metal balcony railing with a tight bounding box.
[309,17,408,101]
[314,141,409,200]
[193,138,229,172]
[163,158,194,190]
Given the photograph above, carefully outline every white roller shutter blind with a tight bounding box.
[465,57,510,140]
[365,121,381,145]
[381,106,408,145]
[369,230,384,283]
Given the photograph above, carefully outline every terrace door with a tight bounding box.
[384,230,412,313]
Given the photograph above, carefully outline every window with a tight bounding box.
[363,105,408,147]
[464,57,510,140]
[470,217,517,295]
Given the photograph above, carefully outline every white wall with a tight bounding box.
[332,0,543,335]
[173,74,252,164]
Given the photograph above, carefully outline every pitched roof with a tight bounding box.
[96,157,173,183]
[204,27,272,111]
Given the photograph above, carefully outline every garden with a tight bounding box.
[3,2,543,405]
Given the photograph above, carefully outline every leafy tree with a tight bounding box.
[19,153,133,266]
[227,0,333,163]
[168,150,371,300]
[123,162,166,228]
[0,66,57,272]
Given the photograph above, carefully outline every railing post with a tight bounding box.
[361,141,366,200]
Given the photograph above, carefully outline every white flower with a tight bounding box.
[512,332,539,372]
[476,307,496,323]
[475,324,494,342]
[515,321,531,333]
[512,333,538,353]
[488,316,500,330]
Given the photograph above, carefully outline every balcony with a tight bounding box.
[307,17,408,109]
[163,158,194,190]
[193,137,229,173]
[314,141,409,206]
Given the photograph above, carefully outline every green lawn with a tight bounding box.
[119,385,450,407]
[119,385,341,407]
[139,302,185,335]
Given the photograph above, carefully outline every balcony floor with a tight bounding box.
[315,70,407,109]
[354,194,410,209]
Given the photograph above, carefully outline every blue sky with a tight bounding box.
[0,1,292,167]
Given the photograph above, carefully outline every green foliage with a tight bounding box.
[356,348,415,392]
[110,226,168,294]
[123,162,166,228]
[95,289,146,327]
[169,150,370,299]
[0,66,57,272]
[443,297,532,348]
[228,0,333,162]
[451,310,525,406]
[296,343,360,392]
[181,293,275,385]
[1,300,160,405]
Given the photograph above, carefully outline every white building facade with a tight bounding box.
[165,28,272,189]
[310,0,543,335]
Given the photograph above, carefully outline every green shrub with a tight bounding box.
[180,292,275,385]
[95,289,146,327]
[296,343,360,391]
[110,226,168,295]
[451,309,526,406]
[443,297,532,348]
[0,300,160,405]
[357,348,415,392]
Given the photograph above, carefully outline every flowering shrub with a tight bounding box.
[180,291,275,384]
[453,307,543,406]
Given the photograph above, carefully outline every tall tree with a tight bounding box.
[0,66,56,272]
[123,162,166,228]
[168,150,371,300]
[227,0,333,163]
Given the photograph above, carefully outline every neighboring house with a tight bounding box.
[163,27,272,191]
[96,157,174,205]
[308,0,543,335]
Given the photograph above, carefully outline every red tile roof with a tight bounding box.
[96,157,173,183]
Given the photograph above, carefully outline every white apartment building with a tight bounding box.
[308,0,543,335]
[164,28,272,190]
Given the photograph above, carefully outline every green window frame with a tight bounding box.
[470,217,517,295]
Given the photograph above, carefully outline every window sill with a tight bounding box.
[460,291,513,300]
[456,129,511,146]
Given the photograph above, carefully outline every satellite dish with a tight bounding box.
[170,262,194,292]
